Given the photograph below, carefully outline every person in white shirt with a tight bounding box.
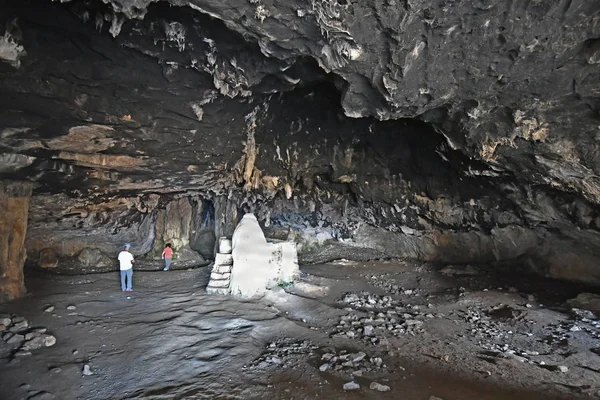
[117,243,135,292]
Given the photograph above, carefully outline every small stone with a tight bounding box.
[67,305,76,310]
[10,320,28,331]
[319,363,330,372]
[23,334,56,350]
[44,306,55,313]
[73,350,78,355]
[557,365,569,373]
[25,332,41,340]
[364,325,374,336]
[82,364,93,376]
[370,382,390,392]
[343,381,360,391]
[0,316,11,326]
[14,350,32,357]
[6,333,24,344]
[352,370,363,376]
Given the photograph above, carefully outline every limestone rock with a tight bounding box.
[0,180,31,300]
[0,315,11,326]
[343,381,360,391]
[229,214,299,297]
[369,382,390,392]
[10,318,28,331]
[4,332,24,344]
[77,248,112,268]
[38,248,59,269]
[23,334,56,350]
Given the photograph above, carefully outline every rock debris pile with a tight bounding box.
[245,339,317,369]
[318,348,386,376]
[363,273,421,297]
[331,292,434,343]
[546,308,600,342]
[0,314,56,358]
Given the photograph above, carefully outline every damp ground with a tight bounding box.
[0,260,599,399]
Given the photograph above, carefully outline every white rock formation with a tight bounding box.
[229,213,299,297]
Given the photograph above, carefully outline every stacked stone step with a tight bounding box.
[206,253,233,295]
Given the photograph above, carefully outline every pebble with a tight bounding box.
[0,315,11,326]
[82,365,93,376]
[67,305,76,310]
[23,334,57,350]
[44,306,55,313]
[557,365,569,373]
[370,382,390,392]
[343,381,360,391]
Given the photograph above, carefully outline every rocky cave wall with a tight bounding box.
[0,0,599,289]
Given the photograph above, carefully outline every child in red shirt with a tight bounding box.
[162,243,174,271]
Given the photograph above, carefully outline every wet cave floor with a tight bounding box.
[0,261,599,400]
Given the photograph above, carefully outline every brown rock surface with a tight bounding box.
[0,181,32,300]
[38,248,59,269]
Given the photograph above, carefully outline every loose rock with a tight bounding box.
[82,364,93,376]
[343,381,360,391]
[369,382,390,391]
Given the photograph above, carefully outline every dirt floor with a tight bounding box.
[1,260,599,400]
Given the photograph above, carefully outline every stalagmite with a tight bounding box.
[0,180,32,301]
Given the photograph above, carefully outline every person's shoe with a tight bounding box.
[126,289,133,292]
[163,267,169,271]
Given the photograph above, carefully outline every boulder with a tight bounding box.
[38,248,59,269]
[229,213,299,297]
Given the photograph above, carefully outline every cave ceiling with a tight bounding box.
[0,0,599,212]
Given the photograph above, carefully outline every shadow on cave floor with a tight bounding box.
[0,262,597,400]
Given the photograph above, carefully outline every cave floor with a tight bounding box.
[0,261,599,400]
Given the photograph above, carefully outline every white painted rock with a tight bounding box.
[218,237,232,254]
[82,364,93,376]
[229,213,299,297]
